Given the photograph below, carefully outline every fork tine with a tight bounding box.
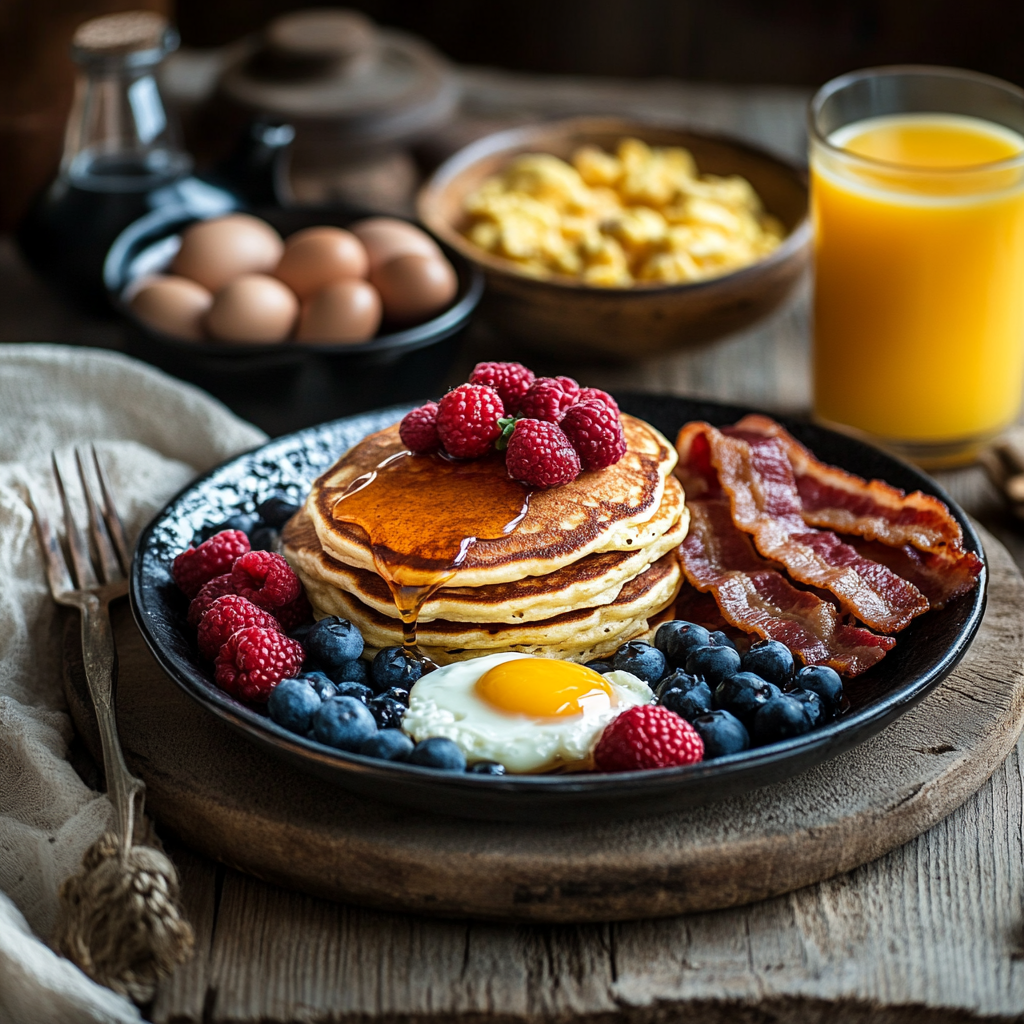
[24,485,75,599]
[75,449,122,584]
[52,453,98,590]
[91,446,131,575]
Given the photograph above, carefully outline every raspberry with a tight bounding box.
[275,589,313,632]
[435,383,505,458]
[560,399,628,471]
[187,573,238,626]
[172,530,250,599]
[399,402,440,453]
[594,705,704,772]
[577,387,619,414]
[554,376,581,402]
[505,419,581,488]
[197,594,281,660]
[516,378,578,422]
[230,550,301,611]
[468,361,536,409]
[214,626,305,703]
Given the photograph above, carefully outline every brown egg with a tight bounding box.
[349,217,442,274]
[172,214,284,292]
[296,280,382,344]
[370,253,458,324]
[275,226,369,300]
[206,274,298,344]
[129,275,213,340]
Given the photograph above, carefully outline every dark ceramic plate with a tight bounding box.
[130,394,987,823]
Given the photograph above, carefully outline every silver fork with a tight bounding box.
[27,449,192,999]
[26,448,143,848]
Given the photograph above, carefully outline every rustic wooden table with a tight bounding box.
[4,70,1024,1022]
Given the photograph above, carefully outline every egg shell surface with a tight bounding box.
[172,214,284,292]
[402,652,652,773]
[206,273,298,344]
[371,252,458,324]
[130,275,212,340]
[296,279,382,344]
[275,226,369,299]
[349,217,443,273]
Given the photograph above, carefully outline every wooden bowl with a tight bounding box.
[417,117,811,361]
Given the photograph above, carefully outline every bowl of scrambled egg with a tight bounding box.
[418,117,810,360]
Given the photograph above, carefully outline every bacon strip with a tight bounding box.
[844,536,981,609]
[679,498,894,676]
[732,415,980,559]
[677,422,929,633]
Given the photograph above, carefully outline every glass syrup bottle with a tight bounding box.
[16,11,236,311]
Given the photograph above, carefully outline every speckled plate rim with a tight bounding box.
[129,394,986,819]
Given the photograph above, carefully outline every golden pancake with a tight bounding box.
[282,479,689,624]
[305,413,678,588]
[295,550,682,659]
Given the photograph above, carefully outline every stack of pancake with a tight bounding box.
[282,413,688,664]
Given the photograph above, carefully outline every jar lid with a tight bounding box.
[72,11,178,67]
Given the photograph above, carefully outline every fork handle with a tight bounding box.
[80,596,146,847]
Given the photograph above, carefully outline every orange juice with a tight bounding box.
[811,112,1024,457]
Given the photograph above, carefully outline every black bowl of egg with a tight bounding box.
[105,206,483,436]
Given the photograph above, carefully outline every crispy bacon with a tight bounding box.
[732,415,980,559]
[844,536,981,609]
[679,499,894,676]
[677,421,929,633]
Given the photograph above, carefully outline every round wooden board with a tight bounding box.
[64,525,1024,924]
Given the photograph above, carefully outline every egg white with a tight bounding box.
[402,652,653,773]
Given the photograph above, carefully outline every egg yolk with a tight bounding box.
[474,660,614,717]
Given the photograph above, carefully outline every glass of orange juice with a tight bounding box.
[810,66,1024,467]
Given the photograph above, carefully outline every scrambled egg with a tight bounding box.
[462,138,785,287]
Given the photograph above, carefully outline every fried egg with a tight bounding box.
[402,652,652,773]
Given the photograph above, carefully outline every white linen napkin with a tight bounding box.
[0,344,265,1023]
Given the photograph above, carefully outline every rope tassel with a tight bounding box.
[52,830,194,1004]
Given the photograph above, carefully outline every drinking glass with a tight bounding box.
[809,66,1024,467]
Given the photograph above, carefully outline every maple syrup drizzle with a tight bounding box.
[330,450,530,661]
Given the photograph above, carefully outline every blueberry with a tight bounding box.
[654,669,704,701]
[654,620,712,668]
[795,665,844,714]
[708,630,738,651]
[327,658,369,686]
[692,710,750,758]
[610,640,668,685]
[789,688,825,727]
[384,686,410,706]
[333,680,373,704]
[370,647,424,693]
[267,677,321,734]
[305,617,364,668]
[368,695,406,729]
[584,659,612,674]
[751,695,814,745]
[661,681,713,721]
[741,640,795,687]
[312,695,376,751]
[256,495,302,529]
[359,729,414,761]
[713,672,780,725]
[468,760,506,775]
[685,644,742,686]
[300,671,338,700]
[196,513,257,544]
[249,524,280,552]
[407,737,467,771]
[289,622,316,644]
